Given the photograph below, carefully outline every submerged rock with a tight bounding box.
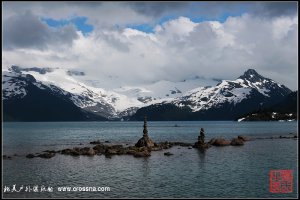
[90,140,101,144]
[26,154,35,159]
[3,155,12,160]
[164,152,173,156]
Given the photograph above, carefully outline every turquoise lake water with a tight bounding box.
[2,121,298,198]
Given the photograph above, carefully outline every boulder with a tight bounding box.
[135,136,154,148]
[209,138,231,146]
[230,138,244,146]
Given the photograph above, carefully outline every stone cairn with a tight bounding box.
[193,128,210,149]
[135,116,154,148]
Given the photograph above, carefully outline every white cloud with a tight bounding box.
[2,5,298,90]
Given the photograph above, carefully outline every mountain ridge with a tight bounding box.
[2,66,294,121]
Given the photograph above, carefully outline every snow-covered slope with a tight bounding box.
[171,69,291,112]
[2,66,291,120]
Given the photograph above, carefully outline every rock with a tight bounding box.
[38,153,55,159]
[135,136,154,148]
[230,138,244,146]
[26,154,35,158]
[150,147,163,151]
[61,148,80,156]
[133,150,151,157]
[104,141,110,143]
[209,138,231,146]
[105,154,112,158]
[193,143,211,149]
[208,138,216,144]
[294,135,298,138]
[164,152,173,156]
[135,116,154,148]
[126,150,137,155]
[93,144,107,154]
[237,135,250,141]
[188,147,193,149]
[110,145,123,149]
[43,150,56,154]
[90,140,101,144]
[105,149,118,156]
[79,147,96,156]
[3,155,12,160]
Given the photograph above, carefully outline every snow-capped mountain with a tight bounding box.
[172,69,291,111]
[2,66,293,121]
[130,69,292,120]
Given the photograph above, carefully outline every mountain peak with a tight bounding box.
[239,68,265,82]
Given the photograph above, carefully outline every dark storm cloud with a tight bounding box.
[252,2,298,17]
[127,2,189,17]
[3,11,79,50]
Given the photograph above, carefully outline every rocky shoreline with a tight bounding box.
[2,134,297,160]
[2,118,298,160]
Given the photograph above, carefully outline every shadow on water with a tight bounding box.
[141,158,150,178]
[196,149,206,168]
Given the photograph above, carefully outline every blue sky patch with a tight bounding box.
[42,17,93,35]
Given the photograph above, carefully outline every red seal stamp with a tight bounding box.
[269,170,293,193]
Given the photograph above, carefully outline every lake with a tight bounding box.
[2,121,298,198]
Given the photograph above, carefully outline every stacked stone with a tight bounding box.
[135,116,154,148]
[193,128,211,149]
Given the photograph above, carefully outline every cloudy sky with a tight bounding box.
[2,2,298,90]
